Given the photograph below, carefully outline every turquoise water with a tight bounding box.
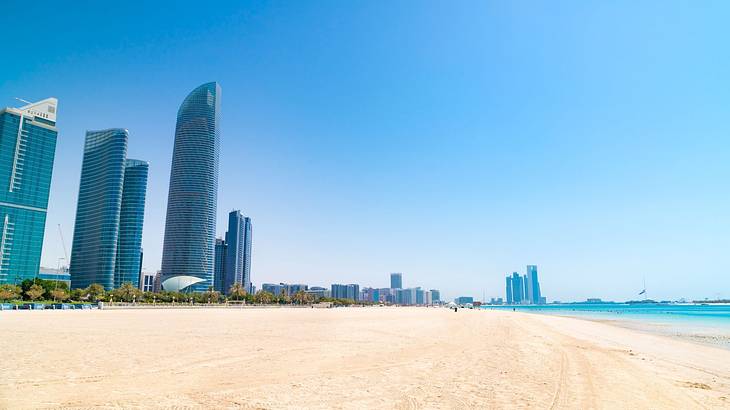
[481,303,730,348]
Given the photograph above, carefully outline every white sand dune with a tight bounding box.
[1,307,729,409]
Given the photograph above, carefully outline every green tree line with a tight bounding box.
[0,280,366,306]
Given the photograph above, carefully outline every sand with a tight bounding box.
[1,307,729,409]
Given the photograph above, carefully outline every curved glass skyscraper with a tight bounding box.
[114,159,149,288]
[70,129,128,290]
[160,82,221,292]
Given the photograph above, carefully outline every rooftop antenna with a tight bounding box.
[14,97,32,105]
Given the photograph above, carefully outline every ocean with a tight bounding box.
[481,303,730,349]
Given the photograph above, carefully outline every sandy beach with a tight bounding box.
[1,307,729,409]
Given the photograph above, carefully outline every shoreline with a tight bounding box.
[483,304,730,351]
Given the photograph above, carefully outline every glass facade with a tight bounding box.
[526,265,542,304]
[390,272,402,289]
[222,210,252,294]
[114,159,148,288]
[214,238,226,293]
[69,129,128,290]
[161,82,221,292]
[0,99,58,284]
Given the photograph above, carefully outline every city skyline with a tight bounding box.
[2,2,730,301]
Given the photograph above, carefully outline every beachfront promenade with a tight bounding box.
[1,307,728,409]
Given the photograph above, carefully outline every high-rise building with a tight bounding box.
[214,210,253,294]
[0,98,58,285]
[223,210,252,294]
[242,216,252,293]
[527,265,542,304]
[415,288,425,305]
[330,283,360,300]
[430,289,440,303]
[511,272,523,304]
[346,283,360,301]
[114,159,148,288]
[70,129,128,290]
[213,238,226,293]
[160,82,221,292]
[330,283,347,299]
[390,272,403,289]
[505,276,513,305]
[522,274,529,302]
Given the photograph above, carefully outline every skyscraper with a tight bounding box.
[114,159,149,288]
[213,238,226,293]
[505,276,513,304]
[527,265,542,304]
[160,82,221,292]
[523,274,529,302]
[70,129,128,290]
[242,216,252,293]
[390,272,402,289]
[223,210,252,294]
[511,272,523,304]
[0,98,58,284]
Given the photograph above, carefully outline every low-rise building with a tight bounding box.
[455,296,474,305]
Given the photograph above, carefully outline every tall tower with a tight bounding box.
[511,272,523,304]
[214,238,227,293]
[70,129,128,289]
[0,98,58,284]
[160,82,221,292]
[114,159,149,288]
[222,210,253,294]
[242,215,252,293]
[527,265,541,304]
[505,276,513,305]
[390,272,402,289]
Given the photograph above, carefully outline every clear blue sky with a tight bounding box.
[2,1,729,302]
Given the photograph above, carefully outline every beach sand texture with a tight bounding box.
[1,307,729,409]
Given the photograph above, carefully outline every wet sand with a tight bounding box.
[1,307,729,409]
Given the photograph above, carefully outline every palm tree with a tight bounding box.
[254,290,274,305]
[228,282,247,301]
[202,287,220,304]
[114,282,140,302]
[293,290,312,305]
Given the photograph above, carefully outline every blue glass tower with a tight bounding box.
[160,82,221,292]
[390,272,402,289]
[213,238,226,293]
[511,272,523,304]
[114,159,149,288]
[218,211,253,294]
[0,98,58,284]
[526,265,542,304]
[69,129,128,290]
[505,276,513,305]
